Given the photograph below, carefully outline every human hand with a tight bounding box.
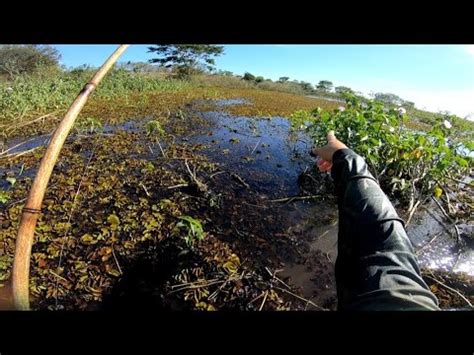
[310,130,347,172]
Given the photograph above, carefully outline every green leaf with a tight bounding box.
[107,214,120,230]
[6,177,16,186]
[433,186,443,198]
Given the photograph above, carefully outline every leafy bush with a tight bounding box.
[176,216,205,247]
[290,94,473,208]
[243,72,256,81]
[145,120,165,136]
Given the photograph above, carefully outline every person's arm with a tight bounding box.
[313,132,439,310]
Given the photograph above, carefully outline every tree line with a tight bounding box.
[0,44,419,109]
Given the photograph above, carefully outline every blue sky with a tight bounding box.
[54,45,474,118]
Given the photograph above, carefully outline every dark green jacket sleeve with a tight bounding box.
[331,149,439,310]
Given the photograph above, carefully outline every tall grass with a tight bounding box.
[0,69,191,124]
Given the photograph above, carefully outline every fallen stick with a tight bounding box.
[0,134,51,157]
[415,232,441,256]
[432,197,462,244]
[273,286,327,311]
[111,245,123,275]
[269,195,320,203]
[230,172,250,189]
[0,146,42,160]
[423,274,473,308]
[250,138,262,155]
[157,139,167,158]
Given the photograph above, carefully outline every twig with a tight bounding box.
[424,274,473,308]
[140,182,151,197]
[0,134,51,157]
[443,188,455,215]
[6,112,58,135]
[406,199,422,227]
[148,144,154,154]
[184,159,207,192]
[416,232,441,256]
[167,183,189,190]
[432,197,462,244]
[269,195,320,203]
[0,146,42,160]
[111,245,123,275]
[265,267,292,290]
[50,270,68,283]
[170,278,221,289]
[251,138,262,155]
[452,251,462,272]
[210,171,226,179]
[169,279,227,293]
[445,176,472,187]
[242,201,268,209]
[259,291,269,311]
[230,172,250,189]
[157,139,167,158]
[248,292,265,305]
[273,286,327,311]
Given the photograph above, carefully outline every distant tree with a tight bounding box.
[373,92,404,106]
[278,76,289,83]
[118,61,159,73]
[217,70,234,76]
[148,45,224,79]
[335,86,354,95]
[255,76,264,83]
[299,81,314,93]
[316,80,333,92]
[402,100,415,109]
[0,45,61,79]
[243,72,256,81]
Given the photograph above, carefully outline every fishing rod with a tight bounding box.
[11,45,130,310]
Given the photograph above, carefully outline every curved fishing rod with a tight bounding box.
[11,45,130,310]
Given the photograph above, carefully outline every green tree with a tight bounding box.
[0,45,61,79]
[373,92,404,106]
[335,86,354,95]
[243,72,256,81]
[316,80,333,92]
[299,81,314,93]
[255,76,264,83]
[147,45,224,79]
[278,76,289,83]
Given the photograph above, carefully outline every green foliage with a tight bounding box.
[243,72,256,81]
[278,76,290,83]
[0,68,191,126]
[0,190,9,204]
[145,120,165,136]
[0,45,61,79]
[77,117,103,134]
[316,80,333,92]
[299,81,314,94]
[372,92,403,105]
[290,94,473,203]
[176,216,205,247]
[148,45,224,79]
[335,86,354,95]
[255,76,264,83]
